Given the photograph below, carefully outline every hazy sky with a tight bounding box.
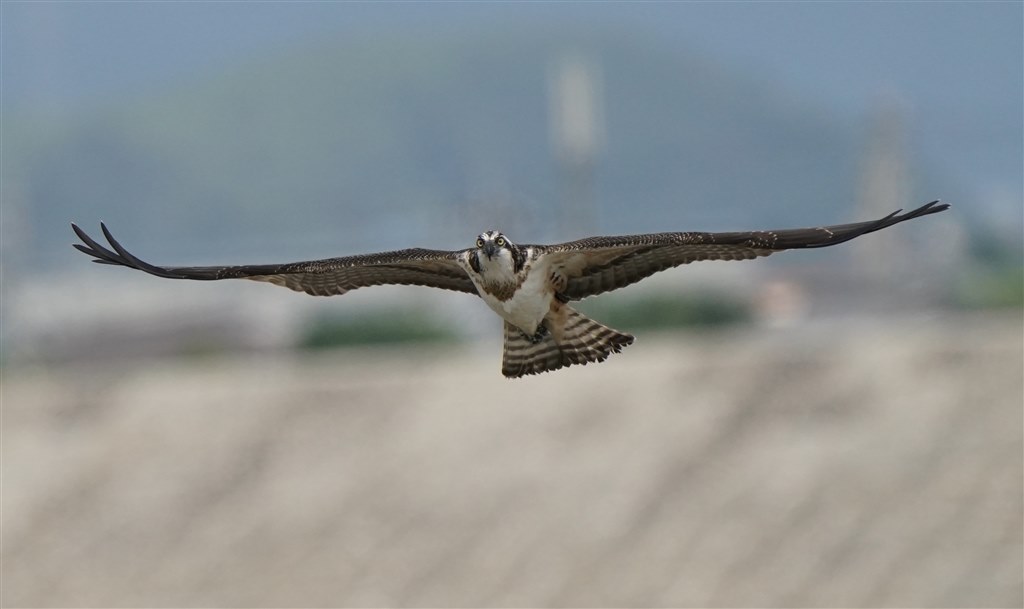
[4,1,1022,218]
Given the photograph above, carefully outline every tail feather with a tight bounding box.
[501,307,634,378]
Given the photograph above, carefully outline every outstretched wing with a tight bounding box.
[535,200,950,301]
[72,223,477,297]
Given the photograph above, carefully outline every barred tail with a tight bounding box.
[501,306,634,378]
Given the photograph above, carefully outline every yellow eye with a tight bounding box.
[496,236,506,247]
[476,238,485,248]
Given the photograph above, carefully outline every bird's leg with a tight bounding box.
[523,324,550,344]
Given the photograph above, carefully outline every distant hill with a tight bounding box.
[5,26,940,269]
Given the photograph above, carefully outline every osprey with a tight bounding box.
[72,200,948,378]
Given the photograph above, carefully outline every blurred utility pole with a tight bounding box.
[548,53,605,239]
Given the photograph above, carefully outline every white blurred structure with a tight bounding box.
[549,52,605,237]
[854,97,913,283]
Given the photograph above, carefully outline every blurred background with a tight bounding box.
[2,3,1021,607]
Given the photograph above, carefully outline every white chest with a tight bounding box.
[461,249,554,334]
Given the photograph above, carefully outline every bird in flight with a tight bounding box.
[73,200,948,378]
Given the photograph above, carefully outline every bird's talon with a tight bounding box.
[524,326,549,344]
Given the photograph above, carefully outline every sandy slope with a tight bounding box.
[4,312,1022,607]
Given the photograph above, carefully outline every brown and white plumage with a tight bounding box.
[72,200,949,377]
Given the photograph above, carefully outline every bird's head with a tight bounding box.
[475,230,513,259]
[471,230,524,277]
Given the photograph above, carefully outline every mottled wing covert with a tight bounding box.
[71,223,478,297]
[534,200,949,300]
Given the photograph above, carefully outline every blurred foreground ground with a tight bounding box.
[4,311,1022,607]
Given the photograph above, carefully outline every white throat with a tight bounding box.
[478,249,517,282]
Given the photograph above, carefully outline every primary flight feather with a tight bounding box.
[73,200,949,377]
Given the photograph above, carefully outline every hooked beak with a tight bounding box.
[482,241,498,259]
